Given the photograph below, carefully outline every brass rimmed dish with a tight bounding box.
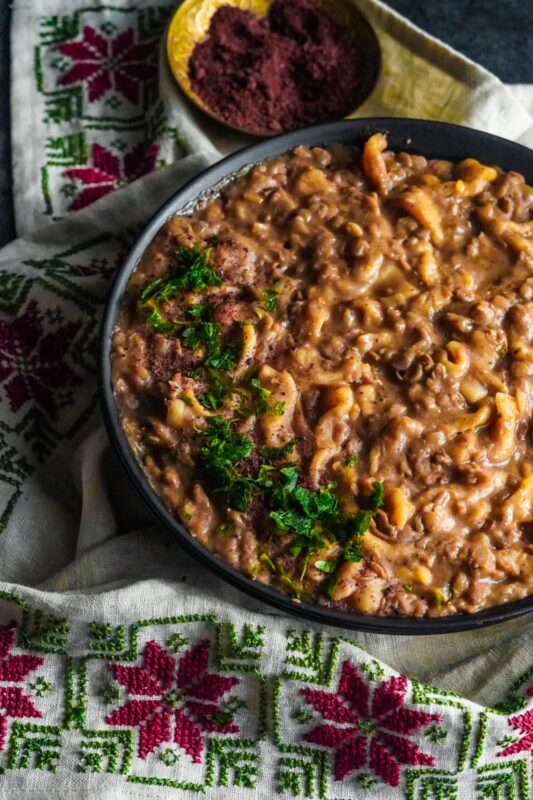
[166,0,381,136]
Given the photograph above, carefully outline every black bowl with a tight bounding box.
[100,118,533,634]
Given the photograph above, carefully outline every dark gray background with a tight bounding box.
[1,0,532,247]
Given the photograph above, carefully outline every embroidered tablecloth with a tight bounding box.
[1,1,532,797]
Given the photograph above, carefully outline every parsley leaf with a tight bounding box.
[260,289,279,312]
[187,303,211,319]
[144,308,174,333]
[204,342,240,370]
[273,401,286,416]
[341,482,384,563]
[369,481,384,511]
[314,559,335,573]
[173,244,222,291]
[226,476,255,512]
[198,371,242,412]
[256,464,275,489]
[344,535,365,563]
[270,509,312,537]
[349,510,374,539]
[176,303,240,372]
[293,485,340,522]
[181,320,219,351]
[270,464,299,509]
[260,439,296,460]
[250,378,272,415]
[346,454,358,467]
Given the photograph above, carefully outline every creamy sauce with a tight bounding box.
[112,135,533,617]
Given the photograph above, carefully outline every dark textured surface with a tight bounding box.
[0,2,14,248]
[0,1,530,247]
[387,0,533,83]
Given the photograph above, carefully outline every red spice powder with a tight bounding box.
[188,0,361,134]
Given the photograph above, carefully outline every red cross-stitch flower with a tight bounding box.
[300,661,441,786]
[0,300,82,419]
[63,142,160,210]
[106,640,240,762]
[497,707,533,757]
[56,25,157,104]
[0,622,44,751]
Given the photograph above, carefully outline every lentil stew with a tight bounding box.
[111,134,533,618]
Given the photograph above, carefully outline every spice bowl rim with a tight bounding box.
[100,117,533,635]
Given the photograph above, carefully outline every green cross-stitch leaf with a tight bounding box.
[0,271,31,314]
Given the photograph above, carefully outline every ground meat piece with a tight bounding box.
[382,589,428,617]
[300,387,324,428]
[292,400,316,470]
[506,301,533,336]
[408,438,453,489]
[211,237,257,285]
[213,299,254,330]
[372,509,397,541]
[260,532,298,575]
[146,331,202,383]
[160,298,189,322]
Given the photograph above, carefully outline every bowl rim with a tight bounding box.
[100,117,533,635]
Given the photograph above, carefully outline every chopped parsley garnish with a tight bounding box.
[344,536,364,562]
[260,289,280,312]
[260,439,296,460]
[187,302,211,318]
[403,583,413,592]
[368,480,384,512]
[270,509,312,537]
[143,308,174,333]
[139,244,389,592]
[140,244,221,311]
[139,245,223,345]
[181,320,219,351]
[195,410,386,590]
[250,378,272,415]
[342,481,384,563]
[179,305,241,372]
[265,466,341,572]
[270,464,298,508]
[293,484,340,522]
[197,417,254,512]
[204,342,241,371]
[198,371,245,412]
[247,379,286,417]
[314,560,335,573]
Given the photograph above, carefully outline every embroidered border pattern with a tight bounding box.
[0,595,531,795]
[34,5,186,220]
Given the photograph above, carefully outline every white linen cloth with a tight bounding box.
[1,1,532,797]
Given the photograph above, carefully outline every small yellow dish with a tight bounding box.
[166,0,381,136]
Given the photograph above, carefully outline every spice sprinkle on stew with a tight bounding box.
[112,135,533,617]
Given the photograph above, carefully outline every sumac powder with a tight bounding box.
[188,0,361,134]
